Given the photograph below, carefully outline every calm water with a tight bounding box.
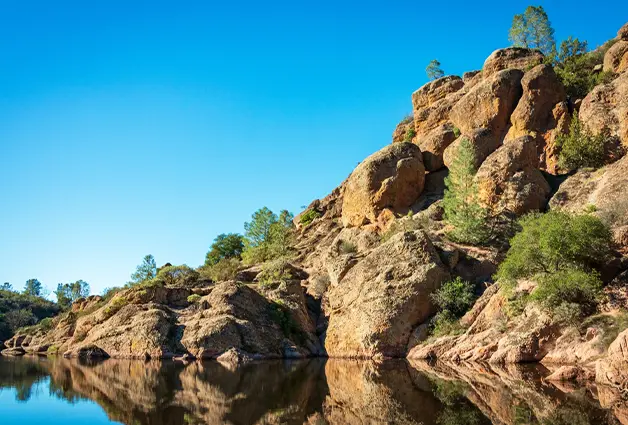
[0,356,624,425]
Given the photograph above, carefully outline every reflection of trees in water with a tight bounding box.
[0,356,49,402]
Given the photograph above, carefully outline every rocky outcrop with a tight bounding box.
[450,69,524,140]
[604,41,628,74]
[392,116,414,143]
[411,76,465,138]
[341,142,425,228]
[475,136,551,216]
[4,278,322,360]
[580,71,628,147]
[324,230,450,358]
[482,47,544,78]
[504,64,568,173]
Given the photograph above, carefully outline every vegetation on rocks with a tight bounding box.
[242,208,295,264]
[204,233,244,266]
[425,59,444,80]
[430,278,476,337]
[509,6,555,55]
[556,115,607,170]
[0,288,60,343]
[299,209,321,227]
[443,138,490,245]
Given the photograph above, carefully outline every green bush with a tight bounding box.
[339,240,357,254]
[258,259,293,287]
[187,294,202,304]
[269,301,302,340]
[404,127,417,142]
[496,211,612,285]
[38,317,54,331]
[299,209,321,227]
[431,310,465,338]
[531,269,602,317]
[242,208,295,264]
[102,297,129,320]
[443,138,490,245]
[431,278,476,317]
[199,257,240,282]
[556,115,607,170]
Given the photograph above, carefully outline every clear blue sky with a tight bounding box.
[1,0,626,296]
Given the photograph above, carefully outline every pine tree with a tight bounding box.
[23,279,42,297]
[130,254,157,285]
[425,59,444,81]
[509,6,555,56]
[442,139,490,245]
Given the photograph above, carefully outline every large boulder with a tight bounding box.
[580,71,628,147]
[619,22,628,41]
[450,69,524,140]
[475,136,551,216]
[412,76,465,137]
[604,41,628,74]
[324,230,450,358]
[341,143,425,228]
[504,64,568,174]
[416,124,457,171]
[482,47,544,78]
[443,128,501,169]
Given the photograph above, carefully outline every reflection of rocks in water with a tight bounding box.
[323,360,445,425]
[409,359,619,425]
[5,357,628,424]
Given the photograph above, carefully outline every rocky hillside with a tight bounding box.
[4,21,628,389]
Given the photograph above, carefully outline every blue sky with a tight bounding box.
[1,0,627,296]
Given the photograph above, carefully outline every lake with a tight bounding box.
[0,355,625,424]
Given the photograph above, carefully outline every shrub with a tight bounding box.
[443,138,490,245]
[452,127,461,138]
[199,257,240,282]
[556,115,607,170]
[258,259,293,287]
[102,297,128,320]
[310,274,330,296]
[496,211,612,285]
[429,278,476,338]
[6,309,37,333]
[153,265,199,287]
[102,287,122,302]
[339,240,357,254]
[38,317,54,332]
[269,301,302,340]
[299,209,321,227]
[430,310,465,338]
[431,278,476,317]
[530,269,603,318]
[187,294,202,304]
[404,127,417,142]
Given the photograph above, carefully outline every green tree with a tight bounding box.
[556,36,588,64]
[426,59,444,80]
[1,282,12,291]
[54,280,90,309]
[205,233,244,266]
[23,279,42,297]
[129,254,157,285]
[242,207,295,264]
[509,6,555,55]
[154,264,199,287]
[4,309,36,333]
[556,114,607,170]
[442,139,490,245]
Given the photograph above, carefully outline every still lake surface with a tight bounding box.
[0,355,625,424]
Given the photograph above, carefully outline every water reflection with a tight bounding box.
[0,356,626,425]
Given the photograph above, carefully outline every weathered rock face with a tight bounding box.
[596,329,628,391]
[504,64,568,173]
[482,47,544,78]
[411,76,464,121]
[580,71,628,147]
[475,136,551,216]
[324,230,450,358]
[417,124,457,171]
[450,69,524,140]
[341,142,425,228]
[604,41,628,74]
[443,128,500,169]
[549,154,628,245]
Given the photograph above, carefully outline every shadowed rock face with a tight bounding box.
[2,356,627,425]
